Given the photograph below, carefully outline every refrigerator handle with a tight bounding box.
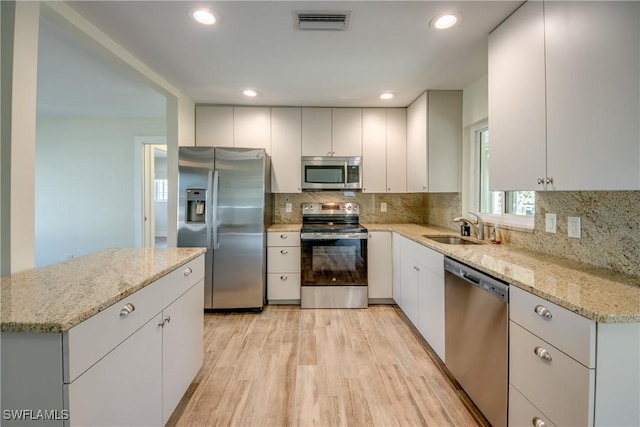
[211,170,220,250]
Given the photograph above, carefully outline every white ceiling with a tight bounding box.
[41,1,523,117]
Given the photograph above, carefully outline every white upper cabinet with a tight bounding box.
[544,1,639,191]
[301,108,362,157]
[233,107,271,154]
[331,108,363,157]
[407,91,462,193]
[362,108,407,193]
[301,108,332,156]
[271,107,302,193]
[195,106,234,147]
[489,1,640,191]
[488,0,546,192]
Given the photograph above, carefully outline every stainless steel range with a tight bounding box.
[300,203,368,309]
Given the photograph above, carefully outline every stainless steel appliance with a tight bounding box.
[444,257,509,427]
[301,156,362,190]
[178,147,271,310]
[300,203,367,308]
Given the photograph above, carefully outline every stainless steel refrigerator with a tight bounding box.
[177,147,271,310]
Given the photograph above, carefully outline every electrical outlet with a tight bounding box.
[380,202,387,212]
[285,203,292,213]
[568,216,581,238]
[545,213,557,233]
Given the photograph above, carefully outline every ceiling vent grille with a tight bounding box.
[295,11,351,31]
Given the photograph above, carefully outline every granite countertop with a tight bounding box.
[268,224,302,232]
[364,223,640,324]
[1,247,206,333]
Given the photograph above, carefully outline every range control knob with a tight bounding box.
[347,205,352,211]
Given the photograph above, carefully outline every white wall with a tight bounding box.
[35,118,165,267]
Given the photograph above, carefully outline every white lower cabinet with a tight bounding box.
[509,286,640,427]
[367,231,393,301]
[394,234,445,361]
[267,231,301,302]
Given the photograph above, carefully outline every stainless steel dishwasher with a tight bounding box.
[444,257,509,427]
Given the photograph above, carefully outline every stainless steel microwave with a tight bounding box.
[301,156,362,190]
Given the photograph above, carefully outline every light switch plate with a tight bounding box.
[285,203,292,213]
[568,216,581,238]
[380,202,387,212]
[545,213,557,233]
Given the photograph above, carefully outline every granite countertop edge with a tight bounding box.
[1,248,206,334]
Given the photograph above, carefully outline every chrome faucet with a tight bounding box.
[454,212,484,240]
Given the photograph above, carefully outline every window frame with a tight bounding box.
[469,121,534,231]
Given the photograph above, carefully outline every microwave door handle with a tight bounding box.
[344,161,348,188]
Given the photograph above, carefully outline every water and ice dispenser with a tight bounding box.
[185,188,207,223]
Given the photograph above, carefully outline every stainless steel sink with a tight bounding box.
[423,235,482,245]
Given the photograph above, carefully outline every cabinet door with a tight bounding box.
[406,92,428,192]
[416,260,445,361]
[386,108,407,193]
[488,1,546,191]
[267,273,301,300]
[271,108,302,193]
[195,106,234,147]
[399,256,419,327]
[392,232,402,304]
[367,231,392,299]
[362,109,387,193]
[233,107,271,154]
[301,108,332,156]
[545,1,640,191]
[427,91,461,193]
[162,281,204,425]
[66,315,163,427]
[332,108,362,157]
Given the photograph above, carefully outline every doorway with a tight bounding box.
[137,137,168,248]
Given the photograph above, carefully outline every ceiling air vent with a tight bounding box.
[295,11,351,31]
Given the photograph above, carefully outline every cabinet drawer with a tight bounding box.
[509,384,556,427]
[267,231,301,247]
[267,246,300,272]
[162,255,205,307]
[267,273,301,300]
[64,278,164,383]
[510,286,595,367]
[510,322,594,427]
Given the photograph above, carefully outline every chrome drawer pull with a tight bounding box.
[280,249,288,255]
[280,234,288,239]
[120,303,135,317]
[280,275,288,281]
[532,417,546,427]
[534,346,552,362]
[164,315,171,324]
[184,267,193,276]
[534,305,552,319]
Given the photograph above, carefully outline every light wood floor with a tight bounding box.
[168,305,484,427]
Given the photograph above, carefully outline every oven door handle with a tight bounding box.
[301,233,368,240]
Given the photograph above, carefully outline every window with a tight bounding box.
[154,179,168,202]
[471,123,535,228]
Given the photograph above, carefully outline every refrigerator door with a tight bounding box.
[212,148,267,309]
[178,147,215,308]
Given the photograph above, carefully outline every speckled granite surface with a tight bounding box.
[268,224,302,232]
[1,248,206,333]
[366,224,639,323]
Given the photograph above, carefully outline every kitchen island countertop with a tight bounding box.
[1,247,206,333]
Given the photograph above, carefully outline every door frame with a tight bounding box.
[134,136,167,247]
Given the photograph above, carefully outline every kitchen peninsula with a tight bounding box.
[1,247,205,426]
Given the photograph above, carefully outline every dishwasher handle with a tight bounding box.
[444,257,509,303]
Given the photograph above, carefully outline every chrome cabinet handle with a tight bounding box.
[534,346,552,362]
[184,267,193,276]
[546,177,554,185]
[280,275,288,281]
[280,249,288,255]
[534,305,552,319]
[532,417,547,427]
[537,177,544,185]
[159,315,171,327]
[120,303,135,317]
[280,234,288,239]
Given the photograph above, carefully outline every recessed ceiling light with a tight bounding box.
[243,89,258,97]
[431,14,459,30]
[189,8,217,26]
[379,92,395,100]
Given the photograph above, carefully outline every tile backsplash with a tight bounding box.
[272,190,640,277]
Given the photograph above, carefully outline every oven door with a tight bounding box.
[300,233,368,286]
